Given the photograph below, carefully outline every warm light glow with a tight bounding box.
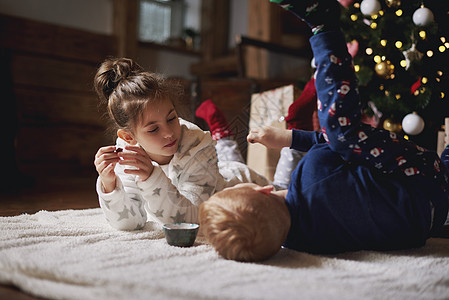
[445,42,449,48]
[390,74,395,79]
[374,55,382,63]
[395,9,403,16]
[440,45,447,52]
[404,135,409,140]
[381,56,386,61]
[422,77,428,84]
[370,22,377,29]
[441,92,445,99]
[400,60,407,67]
[395,41,403,48]
[441,37,446,43]
[354,2,360,8]
[395,94,401,100]
[379,84,384,90]
[414,90,420,96]
[437,71,443,76]
[385,90,390,96]
[379,10,384,16]
[354,65,360,72]
[380,40,387,47]
[366,48,373,55]
[372,14,378,20]
[351,14,358,21]
[427,50,433,57]
[419,31,426,39]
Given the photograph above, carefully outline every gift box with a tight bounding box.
[246,85,297,181]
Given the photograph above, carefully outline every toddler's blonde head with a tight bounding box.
[199,184,290,262]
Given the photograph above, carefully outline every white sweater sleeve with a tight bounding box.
[96,120,223,230]
[96,175,147,231]
[97,149,219,229]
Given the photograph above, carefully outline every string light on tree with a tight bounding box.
[419,30,426,39]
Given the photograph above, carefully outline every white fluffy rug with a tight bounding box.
[1,208,449,300]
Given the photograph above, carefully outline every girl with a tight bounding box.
[93,58,273,230]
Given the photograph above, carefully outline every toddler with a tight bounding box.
[199,0,449,262]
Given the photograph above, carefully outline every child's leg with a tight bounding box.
[270,0,340,35]
[273,78,317,189]
[273,147,305,189]
[215,138,245,163]
[196,99,244,163]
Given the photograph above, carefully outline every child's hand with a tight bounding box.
[118,145,154,182]
[247,126,292,149]
[94,146,121,193]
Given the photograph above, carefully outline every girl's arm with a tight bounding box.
[96,173,147,231]
[97,142,220,228]
[137,144,220,224]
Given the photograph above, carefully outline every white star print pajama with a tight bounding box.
[96,118,271,230]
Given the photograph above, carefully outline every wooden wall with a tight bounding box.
[0,14,117,176]
[0,12,297,180]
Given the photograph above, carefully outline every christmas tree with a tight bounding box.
[339,0,449,149]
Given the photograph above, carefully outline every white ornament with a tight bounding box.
[360,0,381,16]
[412,6,434,26]
[402,112,425,135]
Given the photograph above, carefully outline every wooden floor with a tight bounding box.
[0,173,100,300]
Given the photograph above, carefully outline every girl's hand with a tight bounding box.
[247,126,292,149]
[118,145,154,182]
[94,146,121,193]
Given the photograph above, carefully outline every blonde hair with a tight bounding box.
[199,186,290,262]
[93,57,183,133]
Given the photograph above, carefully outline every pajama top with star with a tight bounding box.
[283,31,449,254]
[96,118,269,230]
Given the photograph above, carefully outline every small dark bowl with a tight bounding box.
[163,223,199,247]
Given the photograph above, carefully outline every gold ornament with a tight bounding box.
[383,118,402,132]
[385,0,401,8]
[375,60,395,79]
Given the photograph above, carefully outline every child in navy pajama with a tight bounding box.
[199,0,449,262]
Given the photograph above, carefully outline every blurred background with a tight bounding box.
[0,0,312,196]
[1,0,448,195]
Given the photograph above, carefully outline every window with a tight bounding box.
[138,0,185,44]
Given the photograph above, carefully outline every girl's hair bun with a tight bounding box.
[94,57,143,102]
[93,56,183,132]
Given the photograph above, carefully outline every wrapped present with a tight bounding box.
[247,85,296,181]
